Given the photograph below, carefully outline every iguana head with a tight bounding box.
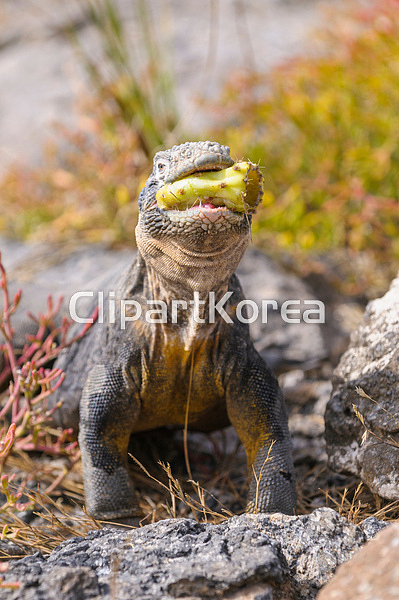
[135,141,262,293]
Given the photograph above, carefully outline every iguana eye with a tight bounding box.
[157,162,167,175]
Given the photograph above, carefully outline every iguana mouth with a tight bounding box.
[165,202,244,231]
[156,162,264,220]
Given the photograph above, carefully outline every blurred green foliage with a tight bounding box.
[80,0,179,156]
[215,1,399,292]
[0,107,146,245]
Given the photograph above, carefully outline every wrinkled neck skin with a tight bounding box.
[135,218,250,350]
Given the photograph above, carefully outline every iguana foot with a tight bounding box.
[83,465,139,520]
[246,439,296,515]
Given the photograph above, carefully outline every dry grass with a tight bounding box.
[0,491,101,558]
[2,418,399,561]
[296,461,399,525]
[0,428,245,557]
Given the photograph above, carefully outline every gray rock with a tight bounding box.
[317,521,399,600]
[0,508,382,600]
[325,273,399,500]
[250,508,369,598]
[0,539,28,558]
[238,248,327,370]
[359,516,388,541]
[42,566,101,600]
[0,237,132,356]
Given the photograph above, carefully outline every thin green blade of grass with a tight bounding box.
[83,0,179,155]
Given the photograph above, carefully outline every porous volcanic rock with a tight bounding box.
[317,521,399,600]
[0,509,386,600]
[325,274,399,500]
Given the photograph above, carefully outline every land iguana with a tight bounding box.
[52,141,296,519]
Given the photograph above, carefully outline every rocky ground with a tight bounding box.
[0,509,388,600]
[325,274,399,501]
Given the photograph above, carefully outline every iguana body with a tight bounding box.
[53,141,296,519]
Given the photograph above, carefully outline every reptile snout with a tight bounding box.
[165,151,234,184]
[138,141,261,240]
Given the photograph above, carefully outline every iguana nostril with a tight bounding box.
[193,152,234,170]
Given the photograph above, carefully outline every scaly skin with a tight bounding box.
[52,141,296,519]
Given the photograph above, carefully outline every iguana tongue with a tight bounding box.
[188,202,216,209]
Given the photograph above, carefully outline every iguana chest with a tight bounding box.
[131,330,230,433]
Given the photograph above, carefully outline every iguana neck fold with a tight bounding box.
[135,220,250,299]
[135,223,250,350]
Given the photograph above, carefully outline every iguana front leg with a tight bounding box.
[226,347,296,515]
[79,361,140,520]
